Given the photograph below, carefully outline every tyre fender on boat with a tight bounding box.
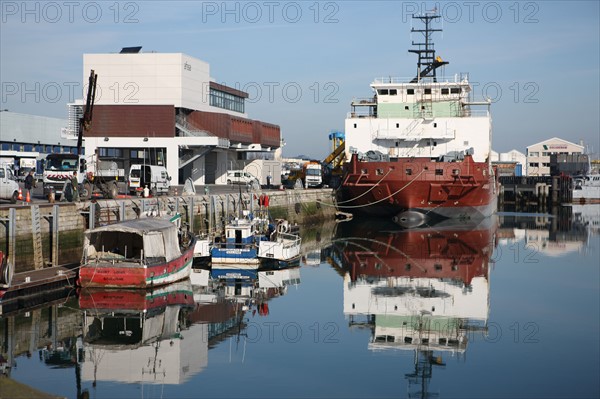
[0,251,13,287]
[277,220,289,234]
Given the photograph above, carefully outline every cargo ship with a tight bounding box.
[340,13,497,227]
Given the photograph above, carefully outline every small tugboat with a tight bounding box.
[79,216,196,288]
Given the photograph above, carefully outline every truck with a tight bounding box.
[42,153,124,200]
[286,160,323,189]
[0,164,20,203]
[42,70,124,200]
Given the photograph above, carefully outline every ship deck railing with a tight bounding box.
[373,73,470,85]
[346,109,489,119]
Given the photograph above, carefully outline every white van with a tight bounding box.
[0,164,20,203]
[128,164,171,196]
[226,170,259,186]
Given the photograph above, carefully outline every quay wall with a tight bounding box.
[0,189,337,271]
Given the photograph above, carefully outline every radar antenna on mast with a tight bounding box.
[408,13,449,83]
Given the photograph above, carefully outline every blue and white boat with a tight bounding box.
[211,214,301,266]
[211,217,262,265]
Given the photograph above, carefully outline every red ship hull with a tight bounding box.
[340,154,497,226]
[338,220,496,285]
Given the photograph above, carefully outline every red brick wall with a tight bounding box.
[87,105,175,137]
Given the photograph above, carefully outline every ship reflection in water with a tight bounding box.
[332,217,498,398]
[78,280,198,388]
[76,264,301,395]
[1,208,598,398]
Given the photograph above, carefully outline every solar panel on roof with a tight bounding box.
[120,46,142,54]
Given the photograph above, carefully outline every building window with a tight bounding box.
[529,152,539,157]
[529,162,539,167]
[209,88,245,113]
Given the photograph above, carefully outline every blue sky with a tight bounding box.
[1,1,598,158]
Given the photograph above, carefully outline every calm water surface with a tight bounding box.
[3,205,599,398]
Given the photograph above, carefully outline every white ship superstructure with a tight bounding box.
[344,13,492,164]
[346,75,491,163]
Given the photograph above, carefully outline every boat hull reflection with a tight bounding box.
[78,280,205,386]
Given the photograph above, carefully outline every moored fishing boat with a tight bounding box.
[79,216,196,288]
[340,12,497,227]
[211,213,301,265]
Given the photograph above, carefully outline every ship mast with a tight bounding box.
[409,13,448,83]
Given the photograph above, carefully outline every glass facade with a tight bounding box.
[209,88,245,113]
[0,141,81,154]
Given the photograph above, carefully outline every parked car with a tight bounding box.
[226,170,259,188]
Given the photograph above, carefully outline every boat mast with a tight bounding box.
[409,13,448,83]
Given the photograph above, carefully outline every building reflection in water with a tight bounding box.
[332,217,498,398]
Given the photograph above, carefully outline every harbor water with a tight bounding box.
[2,205,599,398]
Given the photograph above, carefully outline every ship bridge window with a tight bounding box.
[450,87,461,94]
[435,169,444,176]
[405,106,409,110]
[407,89,414,95]
[424,88,432,95]
[389,89,397,95]
[441,88,449,95]
[378,89,389,95]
